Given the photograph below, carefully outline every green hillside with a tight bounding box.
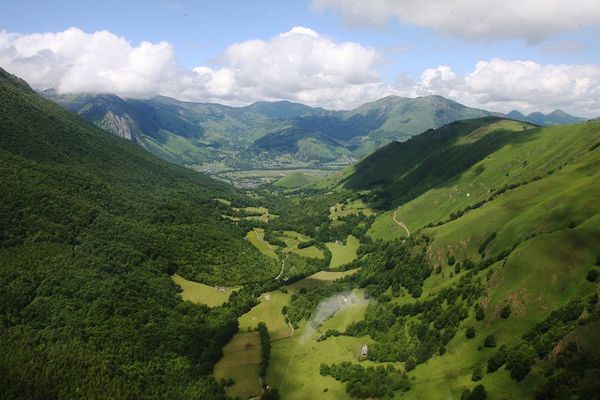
[0,68,278,399]
[251,118,599,399]
[273,171,320,188]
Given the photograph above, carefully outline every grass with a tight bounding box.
[319,289,369,332]
[273,171,320,188]
[286,269,360,293]
[329,199,374,220]
[267,322,373,400]
[246,228,279,260]
[326,235,360,268]
[171,274,239,307]
[279,231,325,259]
[239,290,292,341]
[213,332,262,399]
[368,121,599,241]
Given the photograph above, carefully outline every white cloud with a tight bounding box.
[311,0,600,42]
[412,59,600,116]
[189,26,387,108]
[0,26,389,109]
[0,28,180,97]
[1,27,599,116]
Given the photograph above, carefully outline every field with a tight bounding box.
[326,235,360,268]
[246,227,279,259]
[319,289,369,332]
[329,199,374,220]
[238,290,292,340]
[171,274,238,307]
[267,322,374,400]
[286,269,360,293]
[279,231,325,259]
[213,332,263,399]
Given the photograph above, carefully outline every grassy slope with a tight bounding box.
[274,171,320,188]
[344,119,600,398]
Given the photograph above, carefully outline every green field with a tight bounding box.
[326,235,360,268]
[319,289,369,332]
[213,332,263,399]
[239,290,292,340]
[247,228,279,260]
[267,323,373,400]
[279,231,325,259]
[286,269,360,293]
[171,274,239,307]
[329,199,374,220]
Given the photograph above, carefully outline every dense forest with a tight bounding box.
[0,68,277,398]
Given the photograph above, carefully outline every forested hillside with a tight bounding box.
[0,68,278,399]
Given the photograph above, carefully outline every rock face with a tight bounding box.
[102,111,134,141]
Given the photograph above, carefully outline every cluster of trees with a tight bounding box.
[353,239,432,298]
[486,298,588,381]
[346,273,484,367]
[320,362,410,398]
[284,282,353,327]
[257,323,271,378]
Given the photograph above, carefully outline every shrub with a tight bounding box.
[487,346,507,372]
[484,335,496,348]
[471,367,482,382]
[501,304,512,319]
[587,269,600,282]
[466,327,476,339]
[475,304,485,321]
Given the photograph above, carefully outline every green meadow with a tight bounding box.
[326,235,360,268]
[213,332,263,399]
[171,274,238,307]
[238,290,292,341]
[247,227,279,260]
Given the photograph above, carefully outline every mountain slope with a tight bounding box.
[321,117,600,398]
[252,95,497,161]
[0,68,277,399]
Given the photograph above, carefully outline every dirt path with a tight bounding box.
[392,210,411,238]
[275,259,285,280]
[255,229,274,251]
[286,316,295,338]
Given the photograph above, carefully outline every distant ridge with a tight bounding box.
[507,108,585,126]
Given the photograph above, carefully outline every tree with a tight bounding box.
[466,327,476,339]
[501,304,512,319]
[587,269,600,282]
[506,343,536,381]
[484,334,496,348]
[475,304,485,321]
[471,366,482,382]
[487,346,507,372]
[448,255,456,266]
[471,384,488,400]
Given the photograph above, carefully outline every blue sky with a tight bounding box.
[1,0,599,115]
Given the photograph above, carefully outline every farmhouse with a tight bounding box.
[360,344,369,360]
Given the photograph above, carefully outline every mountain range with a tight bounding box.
[43,90,585,171]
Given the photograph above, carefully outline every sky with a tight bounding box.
[1,0,599,116]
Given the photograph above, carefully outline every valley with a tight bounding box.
[1,67,599,400]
